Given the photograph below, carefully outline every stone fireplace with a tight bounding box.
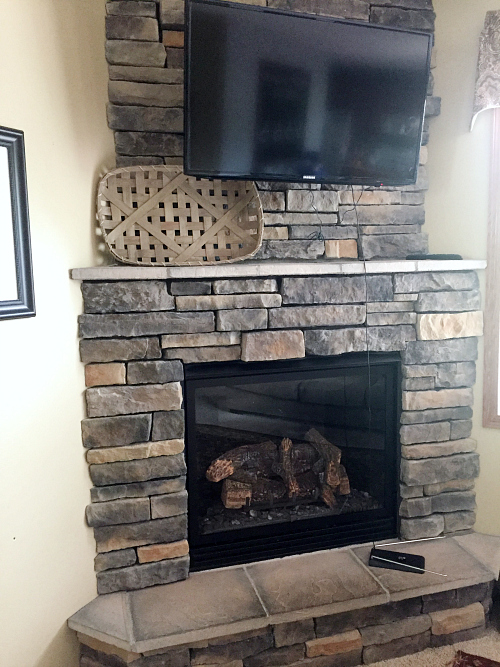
[67,1,500,666]
[73,261,484,595]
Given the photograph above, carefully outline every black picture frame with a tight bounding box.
[0,126,35,320]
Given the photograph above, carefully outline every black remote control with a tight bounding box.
[369,548,425,574]
[406,253,463,260]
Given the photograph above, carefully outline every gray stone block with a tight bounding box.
[106,40,166,67]
[401,438,476,460]
[97,555,189,594]
[164,346,242,363]
[399,497,432,518]
[86,382,182,417]
[431,491,476,513]
[106,15,159,41]
[360,614,431,645]
[213,279,278,295]
[244,644,305,667]
[115,131,183,156]
[107,104,183,132]
[266,0,370,21]
[363,631,430,664]
[400,406,473,425]
[366,325,416,351]
[160,0,184,27]
[361,233,428,260]
[170,281,211,296]
[82,281,173,314]
[415,290,481,313]
[443,510,476,533]
[116,155,164,167]
[450,420,473,440]
[91,476,186,502]
[425,96,441,117]
[151,490,188,519]
[80,337,161,364]
[435,362,476,389]
[82,413,152,449]
[273,619,315,647]
[288,225,356,240]
[340,204,425,226]
[166,47,184,68]
[372,0,433,8]
[402,377,435,391]
[217,308,268,331]
[402,338,478,364]
[152,410,185,440]
[423,479,475,496]
[109,80,183,107]
[305,328,366,356]
[400,484,424,498]
[94,514,187,553]
[281,276,391,305]
[90,453,186,486]
[400,515,444,540]
[106,2,157,17]
[430,623,486,648]
[192,634,274,665]
[79,311,214,338]
[367,312,416,326]
[94,548,136,573]
[264,212,337,226]
[127,360,183,384]
[134,648,190,667]
[269,304,365,329]
[401,192,425,205]
[86,497,151,528]
[370,6,435,30]
[287,190,338,212]
[315,598,422,637]
[401,452,479,486]
[255,239,325,260]
[108,65,183,84]
[458,582,495,608]
[394,272,479,294]
[400,422,451,444]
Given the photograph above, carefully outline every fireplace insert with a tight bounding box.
[184,353,400,570]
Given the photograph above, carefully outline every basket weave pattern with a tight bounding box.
[97,167,263,265]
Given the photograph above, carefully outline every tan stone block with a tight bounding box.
[306,630,362,657]
[325,239,358,259]
[86,439,184,464]
[85,363,126,387]
[339,191,401,206]
[430,603,484,635]
[86,382,183,417]
[401,438,477,460]
[417,312,483,341]
[263,227,289,240]
[164,346,241,363]
[402,388,473,411]
[175,294,281,311]
[241,330,305,362]
[161,332,241,348]
[77,633,141,663]
[163,30,184,47]
[137,539,189,563]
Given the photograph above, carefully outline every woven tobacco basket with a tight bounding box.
[97,166,263,266]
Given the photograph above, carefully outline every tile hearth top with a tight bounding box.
[70,259,486,281]
[68,533,499,655]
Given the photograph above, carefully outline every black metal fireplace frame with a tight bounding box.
[184,352,401,571]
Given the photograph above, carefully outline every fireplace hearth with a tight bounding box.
[185,354,399,570]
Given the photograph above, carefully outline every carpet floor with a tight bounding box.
[370,629,500,667]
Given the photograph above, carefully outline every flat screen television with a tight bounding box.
[184,0,432,186]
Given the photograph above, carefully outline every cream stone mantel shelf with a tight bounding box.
[68,534,500,655]
[70,259,486,281]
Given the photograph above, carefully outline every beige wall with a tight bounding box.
[0,1,114,666]
[427,0,500,536]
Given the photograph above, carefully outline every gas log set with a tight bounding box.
[205,428,350,510]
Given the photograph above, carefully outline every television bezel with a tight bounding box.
[184,0,433,187]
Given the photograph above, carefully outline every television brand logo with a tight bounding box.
[303,175,316,180]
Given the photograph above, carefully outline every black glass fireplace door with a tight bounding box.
[185,353,400,571]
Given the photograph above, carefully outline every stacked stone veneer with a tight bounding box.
[79,583,494,667]
[78,269,483,594]
[104,0,441,260]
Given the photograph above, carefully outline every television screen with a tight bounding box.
[185,0,432,186]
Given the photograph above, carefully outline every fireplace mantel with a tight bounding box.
[71,259,486,281]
